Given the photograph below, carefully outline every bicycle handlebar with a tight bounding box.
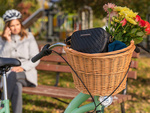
[32,42,150,63]
[136,43,150,53]
[31,42,66,63]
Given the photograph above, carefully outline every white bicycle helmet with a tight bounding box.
[2,9,22,22]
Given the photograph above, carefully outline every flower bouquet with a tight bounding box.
[103,3,150,46]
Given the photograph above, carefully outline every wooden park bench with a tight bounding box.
[22,46,139,112]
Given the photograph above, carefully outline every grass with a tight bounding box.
[21,56,150,113]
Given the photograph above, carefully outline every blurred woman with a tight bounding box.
[0,9,39,113]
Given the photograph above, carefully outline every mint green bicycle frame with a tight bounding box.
[0,71,10,113]
[64,93,104,113]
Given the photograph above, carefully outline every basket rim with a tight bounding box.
[64,40,135,57]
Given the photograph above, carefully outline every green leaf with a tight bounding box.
[133,37,143,44]
[106,27,109,33]
[136,31,145,36]
[131,28,138,34]
[114,32,123,41]
[124,37,128,42]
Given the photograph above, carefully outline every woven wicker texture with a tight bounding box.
[64,41,135,96]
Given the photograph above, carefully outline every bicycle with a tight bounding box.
[32,42,150,113]
[0,57,21,113]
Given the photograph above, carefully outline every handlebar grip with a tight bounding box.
[31,52,44,63]
[134,46,140,53]
[31,44,52,63]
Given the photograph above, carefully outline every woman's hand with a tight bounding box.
[3,27,12,42]
[11,67,24,72]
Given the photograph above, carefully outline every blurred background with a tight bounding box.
[0,0,150,48]
[0,1,150,113]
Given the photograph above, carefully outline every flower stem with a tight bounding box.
[124,25,129,31]
[113,24,121,36]
[108,12,111,32]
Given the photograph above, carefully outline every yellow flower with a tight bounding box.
[119,11,125,18]
[115,6,138,19]
[114,6,123,11]
[114,18,120,23]
[111,21,114,24]
[125,11,137,18]
[112,17,120,23]
[114,6,130,12]
[113,6,138,25]
[125,16,137,25]
[121,7,130,11]
[112,16,115,20]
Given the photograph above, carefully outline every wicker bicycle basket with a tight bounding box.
[64,41,135,96]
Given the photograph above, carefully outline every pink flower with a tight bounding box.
[139,19,146,27]
[109,11,118,18]
[103,3,116,13]
[120,18,127,26]
[106,11,118,21]
[135,15,141,22]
